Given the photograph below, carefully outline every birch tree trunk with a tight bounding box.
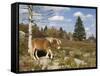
[28,5,33,54]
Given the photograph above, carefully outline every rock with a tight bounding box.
[64,56,70,60]
[31,68,35,71]
[83,53,90,57]
[39,57,51,65]
[47,59,62,70]
[47,65,61,70]
[69,51,75,57]
[74,58,87,67]
[38,56,51,70]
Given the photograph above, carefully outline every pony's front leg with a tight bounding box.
[46,50,49,58]
[48,49,53,59]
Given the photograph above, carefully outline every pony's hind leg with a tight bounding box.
[31,48,37,60]
[35,49,39,60]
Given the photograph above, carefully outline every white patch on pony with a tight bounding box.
[56,39,61,45]
[57,46,61,49]
[56,39,60,45]
[59,40,61,44]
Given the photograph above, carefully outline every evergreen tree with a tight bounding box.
[59,27,63,32]
[44,25,48,32]
[59,27,64,38]
[73,16,86,41]
[88,34,96,42]
[41,27,44,32]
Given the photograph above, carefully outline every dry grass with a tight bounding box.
[19,38,96,72]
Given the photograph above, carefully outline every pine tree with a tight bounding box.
[88,34,96,42]
[59,27,63,32]
[41,27,44,32]
[59,27,64,38]
[73,16,86,41]
[44,25,48,32]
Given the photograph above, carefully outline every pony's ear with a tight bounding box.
[46,38,54,43]
[49,39,53,43]
[46,37,57,44]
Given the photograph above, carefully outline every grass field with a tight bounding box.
[19,38,96,71]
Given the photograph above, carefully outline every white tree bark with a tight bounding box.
[28,5,33,54]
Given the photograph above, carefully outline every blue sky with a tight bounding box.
[19,5,96,38]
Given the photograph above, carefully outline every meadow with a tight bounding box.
[19,37,96,71]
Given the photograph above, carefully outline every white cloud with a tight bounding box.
[19,5,28,14]
[74,11,84,17]
[48,15,64,21]
[43,6,71,13]
[32,11,42,16]
[19,9,28,14]
[53,7,70,11]
[85,27,90,31]
[86,14,93,18]
[32,11,43,20]
[91,24,95,28]
[73,11,93,20]
[66,19,72,22]
[65,7,71,10]
[49,23,58,27]
[44,6,70,11]
[85,27,95,39]
[86,31,93,39]
[19,8,42,17]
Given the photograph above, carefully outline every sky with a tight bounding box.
[19,5,96,38]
